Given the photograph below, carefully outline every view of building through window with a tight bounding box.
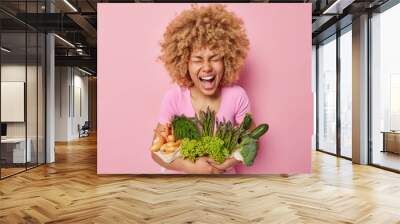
[317,36,337,155]
[340,28,352,158]
[371,3,400,171]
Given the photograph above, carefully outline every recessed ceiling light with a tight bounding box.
[54,34,75,48]
[323,0,354,15]
[78,67,93,76]
[63,0,78,12]
[1,47,11,53]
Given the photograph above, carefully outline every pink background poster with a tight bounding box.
[97,3,312,174]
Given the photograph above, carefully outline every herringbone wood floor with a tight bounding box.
[1,134,400,224]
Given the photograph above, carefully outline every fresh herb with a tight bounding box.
[172,115,200,140]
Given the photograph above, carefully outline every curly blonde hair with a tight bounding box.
[160,4,249,87]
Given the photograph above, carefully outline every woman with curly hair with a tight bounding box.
[152,4,252,174]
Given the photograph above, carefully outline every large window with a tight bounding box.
[316,25,353,159]
[340,27,352,158]
[317,35,337,154]
[371,3,400,171]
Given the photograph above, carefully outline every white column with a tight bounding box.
[45,1,55,163]
[352,14,369,164]
[46,33,55,163]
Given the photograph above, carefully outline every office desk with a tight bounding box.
[382,131,400,154]
[1,138,32,163]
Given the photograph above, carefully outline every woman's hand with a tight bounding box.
[184,157,224,174]
[207,157,241,172]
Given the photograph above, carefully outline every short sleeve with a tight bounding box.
[158,89,176,125]
[235,88,251,125]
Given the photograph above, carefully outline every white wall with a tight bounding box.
[1,66,26,137]
[1,64,46,163]
[55,67,70,141]
[72,73,89,138]
[1,65,41,137]
[55,67,89,141]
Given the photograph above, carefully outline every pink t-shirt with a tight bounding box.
[157,84,251,174]
[158,84,251,125]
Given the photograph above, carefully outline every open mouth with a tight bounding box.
[199,75,216,82]
[199,75,216,90]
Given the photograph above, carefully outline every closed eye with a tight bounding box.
[191,56,203,63]
[210,55,222,61]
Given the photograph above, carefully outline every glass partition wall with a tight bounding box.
[0,2,46,179]
[316,26,353,159]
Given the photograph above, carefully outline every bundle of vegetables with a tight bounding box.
[171,109,269,166]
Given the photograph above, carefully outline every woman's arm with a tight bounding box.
[151,152,188,172]
[151,153,223,174]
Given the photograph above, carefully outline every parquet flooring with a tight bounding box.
[1,167,25,178]
[1,134,400,223]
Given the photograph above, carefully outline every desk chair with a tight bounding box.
[79,121,90,138]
